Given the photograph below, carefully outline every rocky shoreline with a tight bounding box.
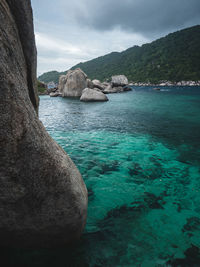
[41,69,132,101]
[129,80,200,87]
[39,75,200,97]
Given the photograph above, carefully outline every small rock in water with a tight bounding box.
[80,88,108,102]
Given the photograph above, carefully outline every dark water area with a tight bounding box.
[2,86,200,266]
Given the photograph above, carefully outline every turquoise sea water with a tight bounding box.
[4,86,200,266]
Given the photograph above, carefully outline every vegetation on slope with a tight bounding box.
[38,25,200,84]
[37,80,46,94]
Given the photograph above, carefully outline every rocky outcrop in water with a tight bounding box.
[62,68,88,97]
[50,91,62,97]
[58,69,131,100]
[92,79,105,90]
[86,79,94,89]
[111,75,128,87]
[58,75,67,93]
[80,88,108,102]
[103,85,124,94]
[130,80,200,87]
[0,0,87,248]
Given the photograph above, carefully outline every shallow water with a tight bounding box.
[4,86,200,266]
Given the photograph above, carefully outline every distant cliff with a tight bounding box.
[38,25,200,84]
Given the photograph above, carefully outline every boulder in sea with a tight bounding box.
[0,0,87,248]
[62,68,88,97]
[103,84,115,94]
[103,85,130,94]
[86,78,94,89]
[111,75,128,87]
[93,87,102,92]
[50,91,62,97]
[102,82,110,87]
[80,88,108,102]
[58,75,67,93]
[92,79,104,90]
[123,86,132,92]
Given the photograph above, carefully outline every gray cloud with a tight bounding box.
[70,0,200,37]
[31,0,200,74]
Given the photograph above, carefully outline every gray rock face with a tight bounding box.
[111,75,128,86]
[50,91,62,97]
[102,82,110,87]
[62,68,87,97]
[0,0,87,248]
[92,79,104,90]
[58,75,67,93]
[80,88,108,102]
[86,79,94,89]
[103,84,132,94]
[103,84,114,93]
[104,86,123,93]
[93,87,102,92]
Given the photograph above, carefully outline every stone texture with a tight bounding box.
[50,91,62,97]
[93,87,102,92]
[92,79,104,90]
[103,86,123,93]
[58,75,67,94]
[80,88,108,102]
[0,0,87,248]
[102,82,110,87]
[62,68,87,97]
[111,75,128,87]
[103,84,132,94]
[86,79,94,89]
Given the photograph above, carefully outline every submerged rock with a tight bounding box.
[62,68,88,97]
[80,88,108,102]
[0,0,87,248]
[167,245,200,266]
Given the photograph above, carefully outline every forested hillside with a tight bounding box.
[38,25,200,84]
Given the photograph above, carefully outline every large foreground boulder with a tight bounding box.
[62,68,87,97]
[80,88,108,102]
[0,0,87,248]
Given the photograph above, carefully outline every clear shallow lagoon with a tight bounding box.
[4,87,200,266]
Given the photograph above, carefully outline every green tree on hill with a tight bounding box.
[38,25,200,84]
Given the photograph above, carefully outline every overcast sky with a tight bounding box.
[31,0,200,76]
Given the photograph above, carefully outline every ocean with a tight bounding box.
[4,86,200,266]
